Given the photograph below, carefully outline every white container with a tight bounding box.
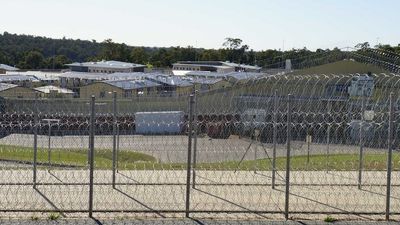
[135,111,184,135]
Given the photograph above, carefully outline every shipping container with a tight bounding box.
[135,111,184,135]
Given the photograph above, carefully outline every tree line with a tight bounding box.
[0,32,399,70]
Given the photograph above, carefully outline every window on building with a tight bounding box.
[124,90,132,98]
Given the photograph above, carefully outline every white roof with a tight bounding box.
[0,83,18,92]
[66,60,145,69]
[6,71,61,81]
[34,85,74,94]
[0,64,18,71]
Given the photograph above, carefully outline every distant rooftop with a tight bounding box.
[0,75,37,82]
[66,60,145,69]
[7,71,61,81]
[0,64,19,71]
[59,72,146,80]
[174,61,261,70]
[146,74,193,87]
[34,85,74,94]
[0,83,18,92]
[186,71,266,81]
[104,79,161,90]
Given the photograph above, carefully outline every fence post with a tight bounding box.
[116,125,120,172]
[284,94,292,220]
[48,123,52,169]
[326,100,331,171]
[112,91,117,189]
[358,93,366,189]
[272,89,278,189]
[386,92,394,220]
[33,94,38,188]
[192,90,198,188]
[88,96,95,218]
[185,94,194,217]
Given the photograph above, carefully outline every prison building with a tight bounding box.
[190,77,231,92]
[172,61,261,75]
[186,71,266,84]
[59,71,147,96]
[7,71,61,86]
[0,75,38,87]
[0,83,37,98]
[66,60,146,73]
[79,79,161,99]
[0,64,19,74]
[145,74,194,96]
[34,85,74,98]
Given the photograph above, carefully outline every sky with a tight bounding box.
[1,0,399,51]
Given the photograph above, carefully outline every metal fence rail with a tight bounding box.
[0,72,399,220]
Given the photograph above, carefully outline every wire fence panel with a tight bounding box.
[0,73,399,220]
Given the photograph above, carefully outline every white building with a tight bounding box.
[172,61,261,75]
[66,60,146,73]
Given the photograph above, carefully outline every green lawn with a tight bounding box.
[0,144,399,171]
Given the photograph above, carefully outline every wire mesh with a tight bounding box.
[0,72,399,220]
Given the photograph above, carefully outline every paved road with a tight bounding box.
[0,170,399,221]
[0,219,398,225]
[0,134,388,163]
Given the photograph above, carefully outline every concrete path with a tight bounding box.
[0,170,399,220]
[0,219,399,225]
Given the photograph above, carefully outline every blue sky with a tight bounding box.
[1,0,399,50]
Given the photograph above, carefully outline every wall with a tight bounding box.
[0,87,37,98]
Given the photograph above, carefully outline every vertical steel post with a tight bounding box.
[386,92,394,220]
[272,90,278,189]
[48,123,51,168]
[326,100,331,171]
[112,91,117,188]
[116,125,120,172]
[284,94,292,220]
[185,94,194,217]
[33,94,38,188]
[358,93,366,189]
[307,134,310,164]
[192,91,198,188]
[88,96,95,218]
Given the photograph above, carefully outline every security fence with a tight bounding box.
[0,72,399,220]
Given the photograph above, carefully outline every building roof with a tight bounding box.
[174,61,261,70]
[185,71,228,78]
[7,71,62,81]
[146,74,193,87]
[185,77,224,85]
[59,72,147,81]
[0,83,18,92]
[186,71,265,81]
[0,64,18,71]
[34,85,74,94]
[66,60,145,69]
[103,79,161,90]
[0,75,38,82]
[225,72,265,81]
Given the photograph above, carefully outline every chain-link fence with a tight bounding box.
[0,72,399,220]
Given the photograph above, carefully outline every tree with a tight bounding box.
[223,38,243,50]
[222,37,249,63]
[130,47,149,64]
[355,42,370,50]
[21,51,44,69]
[45,55,71,69]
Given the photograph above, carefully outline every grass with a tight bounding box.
[324,215,337,223]
[0,144,399,171]
[47,212,60,220]
[0,145,157,169]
